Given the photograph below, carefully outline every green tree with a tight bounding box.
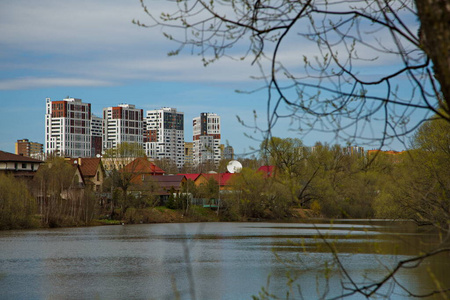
[375,115,450,234]
[0,174,37,230]
[305,143,377,218]
[261,137,315,207]
[103,142,146,219]
[225,168,293,220]
[198,176,219,202]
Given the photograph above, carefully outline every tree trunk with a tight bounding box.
[416,0,450,111]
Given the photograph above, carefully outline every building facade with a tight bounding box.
[221,144,234,160]
[45,97,92,157]
[15,139,43,159]
[184,142,194,166]
[91,114,103,157]
[193,113,221,166]
[144,107,184,169]
[103,104,143,151]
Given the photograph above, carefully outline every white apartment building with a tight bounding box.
[144,107,184,168]
[103,104,143,151]
[193,113,221,166]
[45,97,92,157]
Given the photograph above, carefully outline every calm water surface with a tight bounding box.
[0,221,448,299]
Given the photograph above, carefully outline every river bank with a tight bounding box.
[92,206,320,226]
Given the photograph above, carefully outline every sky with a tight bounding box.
[0,0,422,157]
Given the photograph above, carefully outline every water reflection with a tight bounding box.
[0,221,448,299]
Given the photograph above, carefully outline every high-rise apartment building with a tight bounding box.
[15,139,43,159]
[103,104,143,151]
[91,114,103,157]
[45,97,92,157]
[193,113,221,166]
[144,107,184,168]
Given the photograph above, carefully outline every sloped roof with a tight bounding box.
[78,158,102,177]
[178,173,201,181]
[143,175,186,194]
[122,157,165,175]
[65,160,86,185]
[202,172,238,186]
[0,151,43,163]
[257,166,276,178]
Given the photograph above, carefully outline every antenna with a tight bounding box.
[227,160,242,173]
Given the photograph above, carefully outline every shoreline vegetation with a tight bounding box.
[91,206,320,227]
[2,206,321,230]
[1,116,448,231]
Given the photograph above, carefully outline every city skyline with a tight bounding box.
[0,1,414,156]
[43,97,227,164]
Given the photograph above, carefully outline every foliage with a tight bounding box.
[375,116,450,234]
[224,168,292,220]
[103,142,145,159]
[103,142,146,219]
[260,139,379,218]
[198,177,220,200]
[0,174,37,230]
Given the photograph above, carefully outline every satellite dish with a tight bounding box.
[227,160,242,173]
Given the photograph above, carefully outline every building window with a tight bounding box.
[22,163,27,169]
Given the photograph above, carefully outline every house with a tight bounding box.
[121,157,165,184]
[178,173,209,187]
[75,157,106,192]
[201,172,238,190]
[141,174,187,203]
[146,175,187,195]
[65,159,86,188]
[0,150,43,180]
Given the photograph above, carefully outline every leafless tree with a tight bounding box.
[135,0,449,148]
[135,1,450,298]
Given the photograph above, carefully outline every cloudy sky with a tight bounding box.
[0,0,418,156]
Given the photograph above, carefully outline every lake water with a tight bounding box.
[0,221,448,299]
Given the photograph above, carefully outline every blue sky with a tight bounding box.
[0,0,422,156]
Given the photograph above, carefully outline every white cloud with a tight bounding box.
[0,0,420,91]
[0,77,114,90]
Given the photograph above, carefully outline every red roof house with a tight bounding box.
[121,157,165,184]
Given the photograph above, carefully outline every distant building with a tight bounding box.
[103,104,144,151]
[184,142,194,166]
[45,97,92,157]
[221,144,234,160]
[144,107,185,169]
[193,113,221,166]
[15,139,43,159]
[343,146,365,157]
[91,114,103,157]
